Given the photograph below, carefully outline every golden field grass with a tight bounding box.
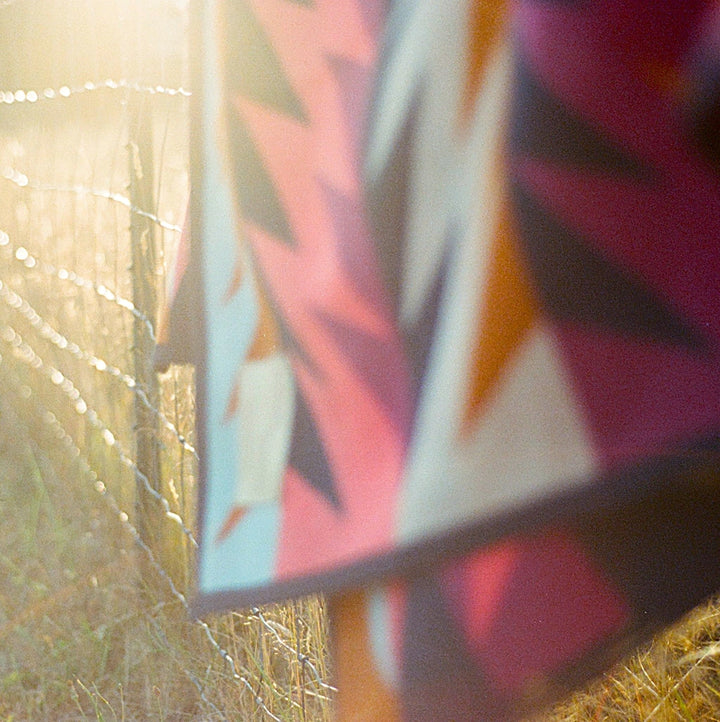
[0,98,333,720]
[544,598,720,722]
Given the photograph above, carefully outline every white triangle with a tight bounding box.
[399,326,597,542]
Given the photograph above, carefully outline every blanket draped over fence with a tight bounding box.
[155,0,720,718]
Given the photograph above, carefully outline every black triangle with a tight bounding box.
[287,388,342,511]
[225,113,296,246]
[511,182,708,350]
[401,576,500,720]
[510,55,653,179]
[365,90,420,315]
[221,1,307,122]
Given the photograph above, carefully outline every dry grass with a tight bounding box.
[0,97,333,720]
[0,379,333,721]
[0,388,185,720]
[537,600,720,721]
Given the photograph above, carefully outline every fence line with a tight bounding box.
[0,305,329,719]
[2,168,184,233]
[0,229,158,342]
[252,607,337,698]
[0,359,245,718]
[0,79,191,105]
[0,272,197,457]
[0,3,332,717]
[0,319,197,540]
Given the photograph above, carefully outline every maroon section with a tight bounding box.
[556,325,720,467]
[442,530,629,695]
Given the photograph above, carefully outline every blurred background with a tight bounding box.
[0,1,332,719]
[0,0,185,90]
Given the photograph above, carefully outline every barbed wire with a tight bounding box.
[0,276,198,458]
[143,613,227,720]
[0,79,191,106]
[251,606,336,698]
[0,360,283,720]
[0,350,310,720]
[0,18,333,716]
[2,168,184,234]
[0,319,331,716]
[0,229,157,342]
[0,244,334,719]
[0,321,199,548]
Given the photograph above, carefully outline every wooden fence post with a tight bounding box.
[128,93,162,564]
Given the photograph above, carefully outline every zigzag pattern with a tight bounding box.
[216,0,414,566]
[178,1,720,719]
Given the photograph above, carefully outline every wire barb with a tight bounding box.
[0,79,191,106]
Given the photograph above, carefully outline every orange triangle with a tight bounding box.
[461,199,538,436]
[246,281,283,361]
[461,0,508,128]
[329,591,401,722]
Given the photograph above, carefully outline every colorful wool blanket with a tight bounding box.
[155,1,720,718]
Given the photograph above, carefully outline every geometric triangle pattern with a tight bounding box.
[220,0,307,122]
[327,1,720,718]
[286,385,342,510]
[171,0,720,719]
[511,181,708,350]
[509,54,654,179]
[212,0,410,532]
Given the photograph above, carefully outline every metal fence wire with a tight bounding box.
[0,1,333,719]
